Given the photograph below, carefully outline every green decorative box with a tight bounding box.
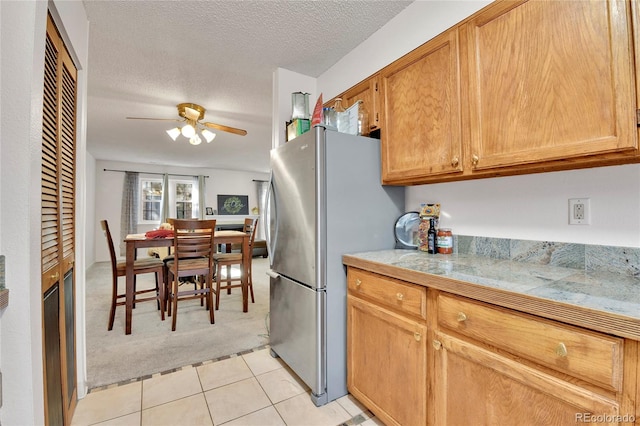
[286,119,311,141]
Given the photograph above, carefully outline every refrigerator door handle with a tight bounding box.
[266,269,280,279]
[265,171,277,260]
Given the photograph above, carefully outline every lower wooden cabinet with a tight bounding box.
[437,293,624,392]
[347,275,427,426]
[432,331,620,425]
[346,267,639,426]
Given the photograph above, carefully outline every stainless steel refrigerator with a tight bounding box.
[266,126,405,406]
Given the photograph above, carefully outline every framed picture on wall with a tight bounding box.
[205,207,214,215]
[217,195,249,215]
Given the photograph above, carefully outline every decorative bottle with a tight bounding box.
[427,218,437,254]
[333,98,346,133]
[356,100,369,136]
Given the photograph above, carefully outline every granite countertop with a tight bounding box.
[343,249,640,340]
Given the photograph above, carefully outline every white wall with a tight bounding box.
[0,0,89,423]
[86,152,97,267]
[406,165,640,246]
[318,1,490,98]
[315,0,640,248]
[94,160,269,263]
[0,2,44,423]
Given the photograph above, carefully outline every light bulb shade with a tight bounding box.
[181,124,196,138]
[201,129,216,143]
[166,127,181,141]
[189,134,202,145]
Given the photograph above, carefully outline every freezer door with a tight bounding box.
[270,273,326,402]
[269,130,320,288]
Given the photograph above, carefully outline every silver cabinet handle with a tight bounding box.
[266,270,280,279]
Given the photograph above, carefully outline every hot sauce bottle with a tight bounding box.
[437,228,453,254]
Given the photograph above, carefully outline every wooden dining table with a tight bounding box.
[123,230,250,334]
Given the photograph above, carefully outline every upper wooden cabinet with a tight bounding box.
[376,0,640,185]
[342,74,381,132]
[326,74,381,133]
[380,29,463,184]
[461,0,637,173]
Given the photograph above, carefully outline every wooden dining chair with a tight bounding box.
[165,219,217,331]
[213,217,258,310]
[101,220,166,331]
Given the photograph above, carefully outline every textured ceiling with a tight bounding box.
[83,0,413,173]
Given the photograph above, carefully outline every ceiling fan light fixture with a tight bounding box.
[166,127,181,141]
[129,102,247,145]
[181,124,196,138]
[201,129,216,143]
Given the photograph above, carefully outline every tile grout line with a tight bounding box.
[248,355,290,426]
[193,359,216,426]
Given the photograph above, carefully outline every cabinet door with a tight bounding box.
[433,332,621,425]
[342,75,380,132]
[461,0,637,171]
[347,295,427,426]
[381,28,463,184]
[42,14,78,425]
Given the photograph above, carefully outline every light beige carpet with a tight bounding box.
[85,257,271,389]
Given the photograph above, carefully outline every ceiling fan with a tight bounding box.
[126,103,247,145]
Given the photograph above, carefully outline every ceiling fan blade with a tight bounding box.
[203,121,247,136]
[126,116,183,122]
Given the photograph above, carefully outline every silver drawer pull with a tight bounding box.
[396,292,404,301]
[355,278,362,287]
[457,312,467,322]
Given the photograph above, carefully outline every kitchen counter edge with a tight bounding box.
[343,250,640,341]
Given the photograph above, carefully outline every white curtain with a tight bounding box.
[120,172,139,255]
[160,173,169,223]
[193,175,206,219]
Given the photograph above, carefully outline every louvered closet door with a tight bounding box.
[42,14,77,426]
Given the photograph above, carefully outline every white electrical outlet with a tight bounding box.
[569,198,590,225]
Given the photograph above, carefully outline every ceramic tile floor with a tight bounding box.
[72,347,384,426]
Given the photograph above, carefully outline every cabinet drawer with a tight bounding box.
[348,269,426,320]
[437,294,623,392]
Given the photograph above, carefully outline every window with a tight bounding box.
[139,177,199,223]
[140,179,162,223]
[174,181,193,219]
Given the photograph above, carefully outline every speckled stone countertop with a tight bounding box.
[343,249,640,340]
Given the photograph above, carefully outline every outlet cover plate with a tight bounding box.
[569,198,590,225]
